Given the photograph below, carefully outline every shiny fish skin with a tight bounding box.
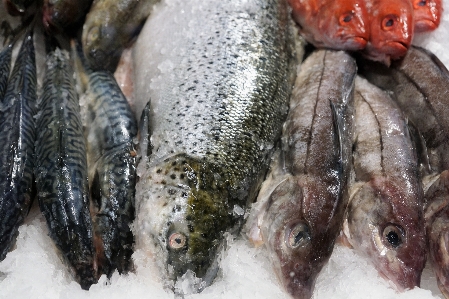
[133,0,295,293]
[343,76,426,291]
[248,50,355,299]
[82,0,158,72]
[0,31,36,261]
[0,43,12,100]
[82,69,137,277]
[412,0,442,33]
[42,0,93,34]
[35,46,96,290]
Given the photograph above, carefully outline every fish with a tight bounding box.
[288,0,369,51]
[81,0,159,72]
[75,44,138,277]
[247,49,355,299]
[359,46,449,297]
[412,0,442,32]
[342,76,426,291]
[0,30,36,262]
[363,0,414,65]
[0,42,12,100]
[34,39,96,290]
[133,0,296,293]
[3,0,34,16]
[42,0,92,34]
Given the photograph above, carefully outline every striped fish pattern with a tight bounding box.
[34,46,96,290]
[83,70,137,277]
[0,31,36,261]
[0,43,12,100]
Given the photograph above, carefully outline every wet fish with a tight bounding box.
[247,50,355,299]
[75,46,137,277]
[0,30,36,261]
[364,0,414,65]
[133,0,295,293]
[82,0,158,72]
[0,43,12,100]
[34,40,96,290]
[412,0,442,32]
[288,0,369,51]
[342,76,426,291]
[42,0,92,34]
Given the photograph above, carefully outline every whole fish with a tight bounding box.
[75,46,137,277]
[247,50,355,299]
[82,0,158,72]
[364,0,414,65]
[133,0,295,293]
[412,0,442,32]
[342,76,426,291]
[359,46,449,297]
[42,0,92,34]
[0,30,36,261]
[288,0,369,51]
[35,41,96,290]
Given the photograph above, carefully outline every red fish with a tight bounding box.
[288,0,369,51]
[411,0,442,32]
[364,0,414,65]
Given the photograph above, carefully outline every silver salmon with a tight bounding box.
[342,76,426,291]
[133,0,295,293]
[247,49,355,299]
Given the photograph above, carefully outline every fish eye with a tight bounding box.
[382,224,404,248]
[382,15,397,30]
[286,223,310,248]
[339,12,354,25]
[87,26,100,43]
[168,232,187,249]
[418,0,426,6]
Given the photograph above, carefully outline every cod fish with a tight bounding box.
[288,0,369,51]
[75,44,138,277]
[133,0,295,293]
[0,30,36,261]
[359,47,449,297]
[342,76,426,291]
[82,0,159,72]
[35,39,96,290]
[247,50,355,299]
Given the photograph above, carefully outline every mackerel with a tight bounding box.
[133,0,295,292]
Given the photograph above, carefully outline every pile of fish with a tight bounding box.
[1,0,449,298]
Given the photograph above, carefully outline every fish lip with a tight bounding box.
[348,36,368,49]
[414,20,438,32]
[382,41,409,59]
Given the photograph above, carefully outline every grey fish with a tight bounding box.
[75,48,137,277]
[82,0,159,72]
[133,0,295,293]
[35,43,96,290]
[342,76,426,291]
[248,49,355,299]
[0,30,36,261]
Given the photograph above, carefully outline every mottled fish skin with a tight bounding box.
[0,43,12,100]
[35,46,96,290]
[82,69,137,277]
[82,0,159,72]
[42,0,93,34]
[0,31,36,261]
[133,0,295,293]
[343,76,426,291]
[248,50,355,299]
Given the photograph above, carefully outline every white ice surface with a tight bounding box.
[1,0,449,298]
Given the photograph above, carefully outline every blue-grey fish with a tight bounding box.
[133,0,295,293]
[0,30,36,261]
[248,50,355,299]
[34,41,96,290]
[0,43,12,100]
[342,76,426,291]
[75,45,137,277]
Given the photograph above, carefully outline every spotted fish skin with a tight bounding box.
[35,46,96,290]
[0,43,13,100]
[0,31,36,261]
[82,70,137,277]
[133,0,295,292]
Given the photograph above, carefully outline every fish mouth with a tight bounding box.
[414,20,438,32]
[382,41,409,59]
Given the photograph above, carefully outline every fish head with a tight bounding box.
[318,0,370,50]
[366,0,414,63]
[345,176,426,290]
[412,0,442,32]
[136,155,233,294]
[262,175,336,299]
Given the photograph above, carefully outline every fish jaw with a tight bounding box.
[412,0,442,32]
[345,177,426,290]
[136,155,234,294]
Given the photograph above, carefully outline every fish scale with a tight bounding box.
[0,31,36,262]
[133,0,295,292]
